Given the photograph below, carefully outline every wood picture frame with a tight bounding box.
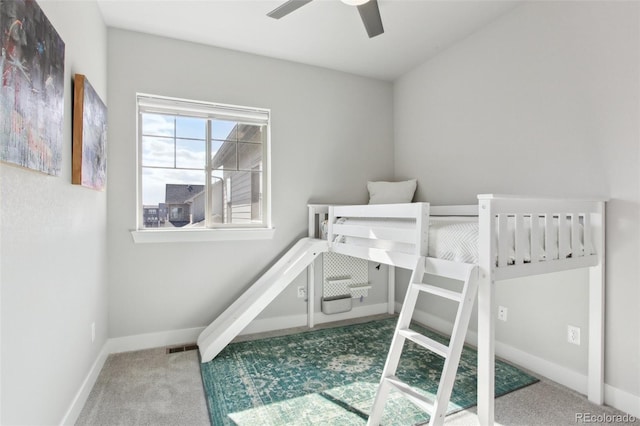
[72,74,107,190]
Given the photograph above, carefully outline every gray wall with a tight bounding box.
[393,2,639,397]
[0,2,108,424]
[107,29,394,339]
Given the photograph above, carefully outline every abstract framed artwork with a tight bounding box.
[0,0,66,175]
[72,74,107,190]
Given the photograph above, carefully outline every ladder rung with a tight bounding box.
[412,283,463,302]
[385,375,435,414]
[398,328,449,358]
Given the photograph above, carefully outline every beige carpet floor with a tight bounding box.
[77,321,635,425]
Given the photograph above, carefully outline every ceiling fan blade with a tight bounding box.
[357,0,384,38]
[267,0,313,19]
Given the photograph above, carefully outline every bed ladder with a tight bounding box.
[367,260,479,426]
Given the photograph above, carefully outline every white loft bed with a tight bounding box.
[307,194,605,425]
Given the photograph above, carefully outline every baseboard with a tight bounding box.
[94,304,389,356]
[105,304,388,355]
[400,302,640,418]
[314,302,390,325]
[59,343,110,426]
[604,384,640,418]
[108,326,205,354]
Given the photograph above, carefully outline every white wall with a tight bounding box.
[0,1,108,424]
[107,29,393,339]
[394,0,639,400]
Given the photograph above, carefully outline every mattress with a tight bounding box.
[322,217,584,265]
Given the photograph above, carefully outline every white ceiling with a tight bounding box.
[97,0,520,81]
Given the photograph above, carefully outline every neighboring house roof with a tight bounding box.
[237,125,262,144]
[212,123,262,170]
[165,184,205,204]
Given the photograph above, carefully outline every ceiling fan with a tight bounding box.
[267,0,384,38]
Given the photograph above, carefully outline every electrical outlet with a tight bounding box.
[297,286,306,299]
[568,325,581,345]
[498,306,508,322]
[91,322,96,343]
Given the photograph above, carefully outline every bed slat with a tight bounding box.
[514,214,525,265]
[545,214,558,260]
[498,214,509,268]
[530,215,541,263]
[332,223,416,244]
[559,214,570,259]
[571,214,583,257]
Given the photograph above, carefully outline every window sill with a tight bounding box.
[130,227,275,243]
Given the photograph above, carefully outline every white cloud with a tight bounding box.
[142,114,174,137]
[176,140,206,168]
[142,137,174,167]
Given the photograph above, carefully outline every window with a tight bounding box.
[136,94,270,234]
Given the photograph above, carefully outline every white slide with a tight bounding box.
[198,237,329,363]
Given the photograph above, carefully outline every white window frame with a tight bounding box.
[131,93,273,243]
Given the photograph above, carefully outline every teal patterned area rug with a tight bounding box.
[200,317,537,425]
